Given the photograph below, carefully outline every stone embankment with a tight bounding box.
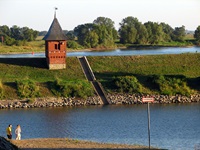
[0,94,200,109]
[107,93,200,104]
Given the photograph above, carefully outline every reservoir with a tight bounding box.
[0,103,200,150]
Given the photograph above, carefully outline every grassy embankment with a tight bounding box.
[0,53,200,100]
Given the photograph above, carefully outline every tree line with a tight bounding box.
[0,25,38,46]
[69,16,200,48]
[1,16,200,47]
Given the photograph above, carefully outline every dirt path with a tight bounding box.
[11,138,157,150]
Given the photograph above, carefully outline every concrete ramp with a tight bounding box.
[78,56,110,105]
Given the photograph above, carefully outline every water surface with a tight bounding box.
[0,46,200,58]
[0,103,200,150]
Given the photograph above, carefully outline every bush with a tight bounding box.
[67,40,83,49]
[0,80,4,99]
[16,79,40,98]
[153,75,193,96]
[114,76,143,93]
[51,79,94,99]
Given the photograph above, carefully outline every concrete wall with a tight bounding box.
[48,63,66,70]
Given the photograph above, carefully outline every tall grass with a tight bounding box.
[0,80,4,99]
[51,79,94,98]
[16,79,40,98]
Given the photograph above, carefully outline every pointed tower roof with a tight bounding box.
[43,17,67,41]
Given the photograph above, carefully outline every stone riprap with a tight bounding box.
[0,94,200,109]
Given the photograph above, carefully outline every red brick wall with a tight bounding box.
[45,41,67,64]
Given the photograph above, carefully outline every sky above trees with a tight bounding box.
[0,0,199,31]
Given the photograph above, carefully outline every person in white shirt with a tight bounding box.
[15,124,21,140]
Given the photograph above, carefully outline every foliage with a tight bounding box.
[67,40,83,49]
[66,30,76,40]
[114,76,143,93]
[51,79,94,98]
[172,26,186,42]
[74,17,117,48]
[0,25,39,46]
[0,80,4,99]
[144,21,165,44]
[16,79,40,98]
[119,17,139,44]
[194,26,200,44]
[152,75,193,96]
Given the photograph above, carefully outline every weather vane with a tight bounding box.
[54,7,58,18]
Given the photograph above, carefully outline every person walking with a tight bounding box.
[15,124,21,140]
[6,124,12,139]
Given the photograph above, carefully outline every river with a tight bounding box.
[0,46,200,58]
[0,103,200,150]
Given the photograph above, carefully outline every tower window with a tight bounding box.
[55,44,57,50]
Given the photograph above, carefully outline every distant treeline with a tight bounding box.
[0,25,38,46]
[1,16,200,47]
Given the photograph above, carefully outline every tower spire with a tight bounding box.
[54,7,58,18]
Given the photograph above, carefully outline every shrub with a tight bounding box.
[67,40,83,49]
[51,79,94,99]
[16,79,40,98]
[153,75,193,96]
[114,76,143,93]
[0,80,4,99]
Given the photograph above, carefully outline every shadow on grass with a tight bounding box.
[0,58,47,69]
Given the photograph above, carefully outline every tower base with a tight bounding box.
[48,64,66,70]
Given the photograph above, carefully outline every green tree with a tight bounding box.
[4,35,16,46]
[136,24,148,44]
[194,25,200,44]
[0,25,11,37]
[10,25,22,40]
[93,17,117,46]
[172,26,186,42]
[160,22,174,42]
[66,30,75,40]
[84,30,99,48]
[119,16,140,44]
[144,21,165,44]
[74,23,94,46]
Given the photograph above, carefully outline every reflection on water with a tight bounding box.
[0,103,200,150]
[0,46,200,58]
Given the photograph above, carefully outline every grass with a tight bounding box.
[0,58,85,82]
[0,54,200,99]
[88,54,200,78]
[87,54,200,93]
[0,57,86,99]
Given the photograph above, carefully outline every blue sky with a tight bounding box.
[0,0,199,31]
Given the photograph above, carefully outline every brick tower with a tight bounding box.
[43,12,67,70]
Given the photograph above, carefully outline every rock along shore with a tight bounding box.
[0,93,200,109]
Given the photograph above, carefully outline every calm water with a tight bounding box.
[0,46,200,58]
[1,103,200,150]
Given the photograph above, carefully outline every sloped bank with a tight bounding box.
[0,136,18,150]
[0,94,200,109]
